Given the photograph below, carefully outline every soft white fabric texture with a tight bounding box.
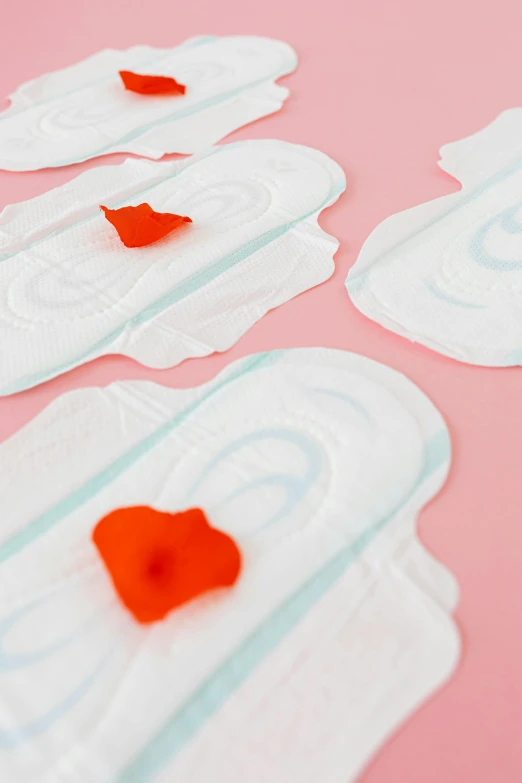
[0,36,297,171]
[0,348,459,783]
[347,108,522,366]
[0,139,345,396]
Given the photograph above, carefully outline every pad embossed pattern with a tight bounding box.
[0,139,345,396]
[0,348,459,783]
[347,109,522,366]
[0,35,297,170]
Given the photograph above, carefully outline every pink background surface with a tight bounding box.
[1,0,522,780]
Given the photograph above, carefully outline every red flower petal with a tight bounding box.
[92,507,241,624]
[100,203,192,248]
[119,70,186,95]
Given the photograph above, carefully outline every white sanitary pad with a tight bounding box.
[0,139,345,395]
[0,36,297,170]
[0,347,459,783]
[347,109,522,365]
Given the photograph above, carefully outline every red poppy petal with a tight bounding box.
[100,203,191,248]
[92,507,241,624]
[119,70,186,95]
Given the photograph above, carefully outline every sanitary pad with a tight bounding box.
[0,347,460,783]
[0,139,345,395]
[0,36,297,170]
[347,109,522,365]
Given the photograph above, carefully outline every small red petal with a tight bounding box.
[119,70,186,95]
[92,507,241,624]
[100,203,192,248]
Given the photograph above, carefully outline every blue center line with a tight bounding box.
[0,351,281,565]
[114,429,450,783]
[347,155,522,287]
[1,48,297,169]
[0,177,345,396]
[0,36,217,121]
[79,65,296,165]
[0,146,216,263]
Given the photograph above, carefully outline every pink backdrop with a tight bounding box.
[1,0,521,780]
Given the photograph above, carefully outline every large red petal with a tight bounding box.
[119,70,186,95]
[92,507,241,624]
[100,203,192,248]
